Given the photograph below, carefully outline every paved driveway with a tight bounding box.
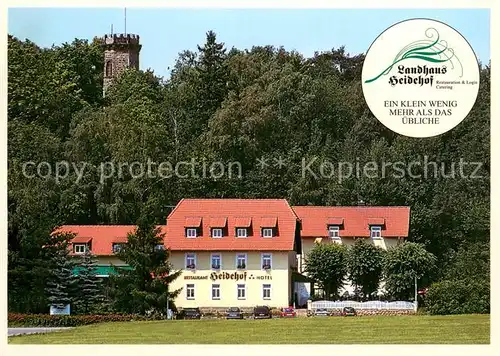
[8,327,72,337]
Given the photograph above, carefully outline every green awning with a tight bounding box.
[72,265,133,277]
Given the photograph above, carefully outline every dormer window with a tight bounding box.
[186,228,198,238]
[262,228,273,238]
[73,244,87,254]
[328,226,340,239]
[209,217,227,238]
[371,226,382,239]
[236,228,248,238]
[184,217,202,238]
[260,217,277,238]
[212,228,223,238]
[234,217,251,237]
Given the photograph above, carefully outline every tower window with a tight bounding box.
[105,61,113,77]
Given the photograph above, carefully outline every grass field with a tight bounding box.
[9,314,489,344]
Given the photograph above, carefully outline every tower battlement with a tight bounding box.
[100,34,142,52]
[101,33,142,97]
[102,33,141,46]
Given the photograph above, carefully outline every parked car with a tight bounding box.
[312,308,332,317]
[253,305,272,319]
[226,307,244,319]
[342,307,357,316]
[280,307,297,318]
[178,307,201,319]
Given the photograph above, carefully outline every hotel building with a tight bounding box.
[59,199,410,309]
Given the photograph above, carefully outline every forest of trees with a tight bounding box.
[7,31,490,313]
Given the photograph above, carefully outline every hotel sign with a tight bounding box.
[183,271,272,281]
[211,271,248,281]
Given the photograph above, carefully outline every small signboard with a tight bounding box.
[50,304,71,315]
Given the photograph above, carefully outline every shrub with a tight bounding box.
[7,313,165,327]
[271,308,282,317]
[426,279,489,315]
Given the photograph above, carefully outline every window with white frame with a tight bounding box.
[262,284,271,300]
[73,244,87,254]
[186,253,197,269]
[328,225,340,239]
[236,228,247,238]
[186,228,197,238]
[211,253,221,269]
[212,228,223,238]
[237,284,246,300]
[262,228,273,238]
[212,284,220,300]
[261,253,272,269]
[236,253,247,269]
[370,226,382,239]
[186,284,195,300]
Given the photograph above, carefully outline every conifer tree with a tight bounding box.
[74,249,103,314]
[46,248,75,310]
[108,205,182,316]
[195,30,228,126]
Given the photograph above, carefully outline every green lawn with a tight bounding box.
[9,314,489,344]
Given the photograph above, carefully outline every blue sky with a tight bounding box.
[9,8,490,78]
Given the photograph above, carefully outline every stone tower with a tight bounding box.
[101,33,142,96]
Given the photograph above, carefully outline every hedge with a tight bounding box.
[425,279,490,315]
[8,313,157,327]
[9,307,289,326]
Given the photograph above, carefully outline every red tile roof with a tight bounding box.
[292,206,410,238]
[71,236,93,243]
[165,199,298,251]
[184,217,202,227]
[56,202,410,254]
[209,217,227,227]
[260,217,278,227]
[368,218,386,225]
[326,217,344,225]
[234,217,252,227]
[55,225,139,256]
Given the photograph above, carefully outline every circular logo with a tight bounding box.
[361,18,480,138]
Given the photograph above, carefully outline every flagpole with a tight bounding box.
[125,7,129,67]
